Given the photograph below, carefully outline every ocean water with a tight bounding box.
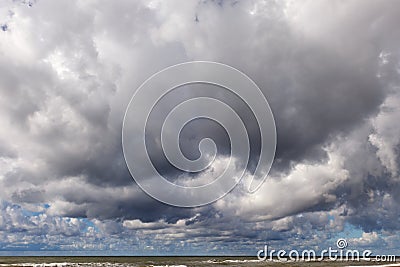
[0,257,398,267]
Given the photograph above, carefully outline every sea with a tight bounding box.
[0,257,399,267]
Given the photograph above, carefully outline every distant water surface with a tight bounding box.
[0,257,398,267]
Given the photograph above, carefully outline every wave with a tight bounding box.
[0,263,187,267]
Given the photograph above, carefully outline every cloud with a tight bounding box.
[0,0,400,254]
[369,92,400,176]
[350,232,380,246]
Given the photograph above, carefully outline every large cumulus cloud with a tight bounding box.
[1,0,400,254]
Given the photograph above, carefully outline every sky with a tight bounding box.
[0,0,400,256]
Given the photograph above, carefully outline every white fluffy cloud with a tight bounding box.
[1,0,400,254]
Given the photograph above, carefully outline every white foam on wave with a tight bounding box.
[0,263,132,267]
[222,259,261,263]
[200,259,262,264]
[0,264,187,267]
[346,264,400,267]
[0,263,71,267]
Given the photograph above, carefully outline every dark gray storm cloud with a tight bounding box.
[1,0,400,253]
